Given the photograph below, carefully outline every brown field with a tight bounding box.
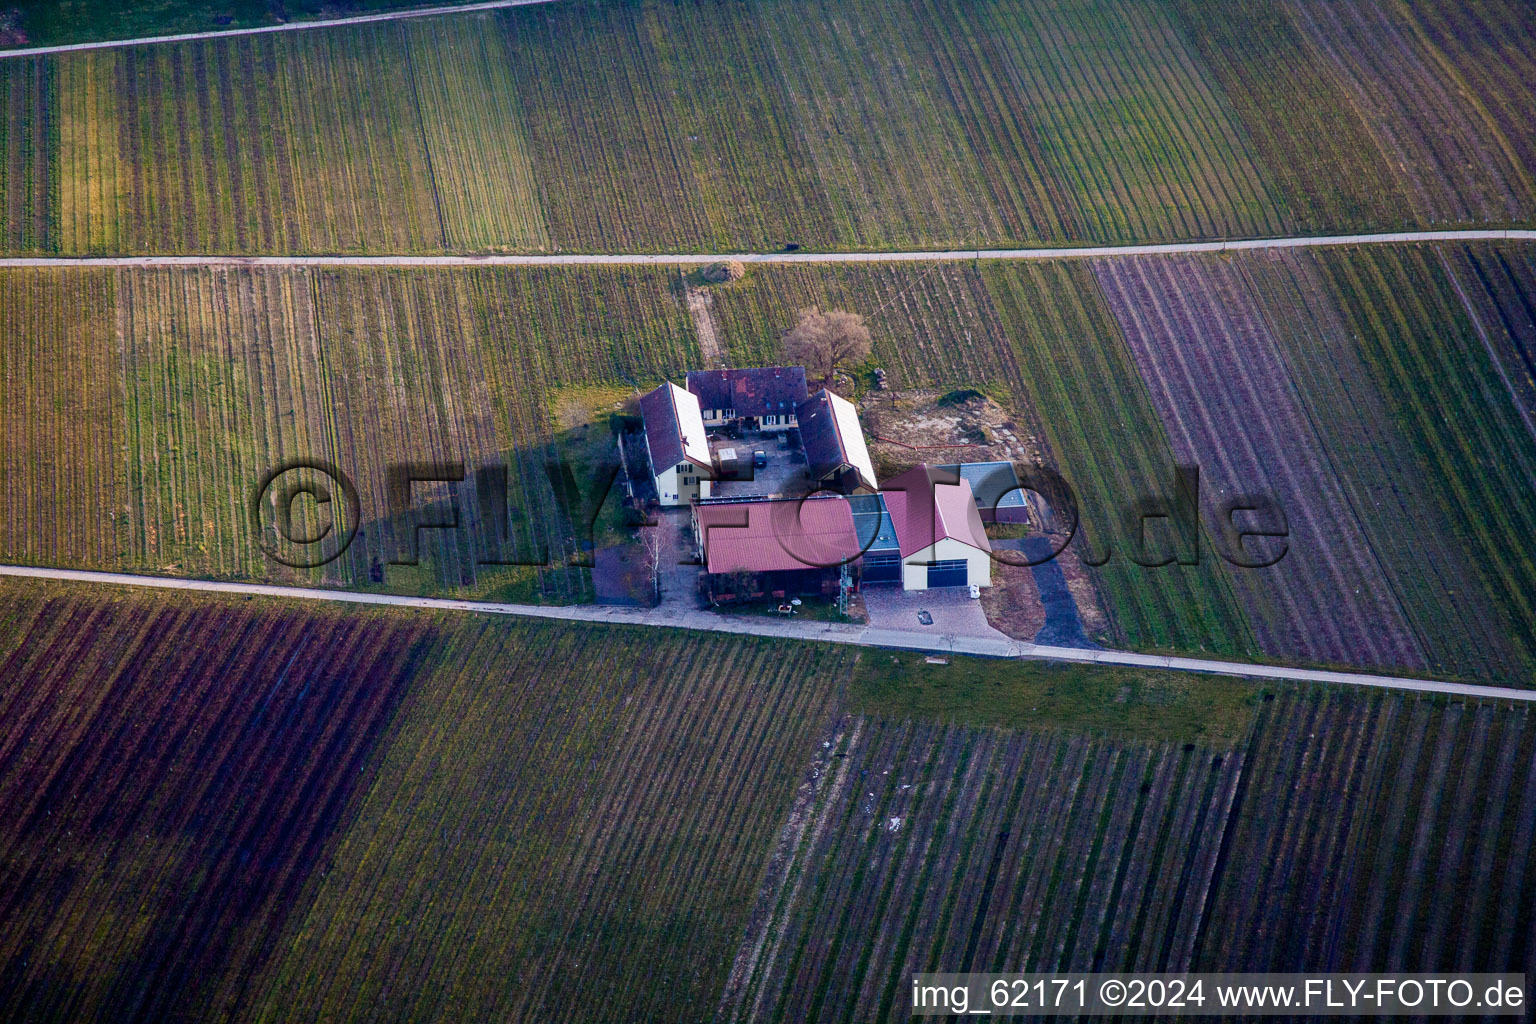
[1091,254,1425,669]
[2,581,1532,1022]
[1303,245,1536,681]
[1240,248,1522,683]
[1279,0,1534,225]
[1402,1,1536,198]
[720,684,1536,1021]
[1200,689,1536,974]
[0,581,852,1023]
[0,584,431,1022]
[722,717,1245,1021]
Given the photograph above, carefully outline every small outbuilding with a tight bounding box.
[849,492,903,585]
[937,460,1031,525]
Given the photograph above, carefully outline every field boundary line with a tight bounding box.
[0,0,562,58]
[0,230,1531,268]
[2,563,1531,702]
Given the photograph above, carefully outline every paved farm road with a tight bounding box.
[0,0,564,58]
[3,564,1531,703]
[0,230,1530,270]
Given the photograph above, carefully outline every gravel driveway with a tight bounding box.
[861,586,1011,642]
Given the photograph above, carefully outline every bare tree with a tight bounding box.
[641,522,664,605]
[783,307,872,387]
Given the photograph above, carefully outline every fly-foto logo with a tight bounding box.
[251,458,620,570]
[251,458,1288,571]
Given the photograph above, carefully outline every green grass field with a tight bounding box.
[3,0,1534,254]
[852,651,1261,747]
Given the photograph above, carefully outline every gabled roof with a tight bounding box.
[881,464,992,558]
[797,389,877,492]
[938,461,1030,524]
[695,497,861,573]
[639,382,710,471]
[686,366,808,418]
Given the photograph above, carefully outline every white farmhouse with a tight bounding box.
[639,382,713,506]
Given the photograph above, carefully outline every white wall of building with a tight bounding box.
[900,537,991,591]
[700,408,798,430]
[655,462,712,506]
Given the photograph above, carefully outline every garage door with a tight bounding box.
[926,559,969,588]
[862,551,901,584]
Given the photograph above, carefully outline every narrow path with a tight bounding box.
[0,0,562,58]
[683,283,724,365]
[0,230,1530,269]
[3,563,1531,703]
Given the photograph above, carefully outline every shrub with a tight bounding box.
[701,260,746,284]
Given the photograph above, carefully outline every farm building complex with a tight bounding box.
[3,0,1533,1017]
[630,366,1019,598]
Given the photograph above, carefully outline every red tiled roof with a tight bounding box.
[881,464,992,557]
[640,382,710,471]
[696,497,861,573]
[686,366,807,418]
